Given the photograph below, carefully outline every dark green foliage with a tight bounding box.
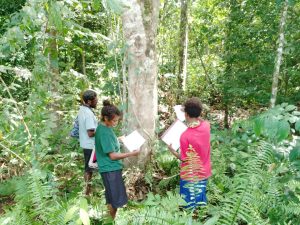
[0,0,26,34]
[208,105,300,225]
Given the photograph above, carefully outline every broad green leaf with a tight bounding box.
[253,117,264,136]
[285,105,297,112]
[288,116,298,124]
[276,120,290,142]
[264,118,278,140]
[292,111,300,116]
[64,205,78,223]
[295,120,300,132]
[289,145,300,162]
[291,161,300,171]
[79,208,90,225]
[92,0,101,11]
[80,198,88,210]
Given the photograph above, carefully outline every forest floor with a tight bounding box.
[0,196,14,215]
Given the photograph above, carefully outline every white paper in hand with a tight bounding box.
[88,148,98,169]
[122,130,146,152]
[174,105,185,121]
[161,119,187,150]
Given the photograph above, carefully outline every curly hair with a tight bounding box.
[82,89,97,104]
[183,97,203,118]
[101,100,122,121]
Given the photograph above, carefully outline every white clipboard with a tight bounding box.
[161,120,187,150]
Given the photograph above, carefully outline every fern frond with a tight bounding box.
[216,141,276,225]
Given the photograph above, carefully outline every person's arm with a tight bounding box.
[168,144,180,160]
[85,112,97,137]
[87,129,95,137]
[109,150,140,160]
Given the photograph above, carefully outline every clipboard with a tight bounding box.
[161,119,187,150]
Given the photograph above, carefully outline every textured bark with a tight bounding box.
[45,26,61,134]
[47,28,59,82]
[121,0,160,166]
[270,0,289,108]
[177,0,189,97]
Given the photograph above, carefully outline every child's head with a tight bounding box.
[101,100,122,127]
[183,97,203,118]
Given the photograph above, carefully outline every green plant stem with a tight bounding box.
[0,75,33,144]
[0,142,28,165]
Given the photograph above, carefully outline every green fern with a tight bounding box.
[0,168,69,225]
[117,192,198,225]
[216,142,276,225]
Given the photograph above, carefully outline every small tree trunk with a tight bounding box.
[82,47,86,76]
[182,24,188,91]
[224,105,229,129]
[270,0,289,108]
[177,0,189,100]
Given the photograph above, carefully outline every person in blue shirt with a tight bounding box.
[78,90,98,196]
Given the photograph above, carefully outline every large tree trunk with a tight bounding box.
[177,0,189,100]
[121,0,160,166]
[270,0,289,108]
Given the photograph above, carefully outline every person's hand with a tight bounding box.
[131,149,140,157]
[167,144,180,160]
[118,135,125,143]
[168,144,175,152]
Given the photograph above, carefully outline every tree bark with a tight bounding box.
[177,0,189,99]
[121,0,160,166]
[270,0,289,108]
[82,47,86,76]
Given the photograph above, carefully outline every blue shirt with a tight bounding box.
[78,106,98,149]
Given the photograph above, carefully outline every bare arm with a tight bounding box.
[168,144,180,160]
[109,150,140,160]
[87,129,95,137]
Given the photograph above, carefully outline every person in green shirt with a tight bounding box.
[95,100,140,220]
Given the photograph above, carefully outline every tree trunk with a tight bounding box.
[270,0,289,108]
[177,0,189,100]
[182,23,188,91]
[46,27,60,110]
[47,28,59,84]
[121,0,160,166]
[82,47,86,76]
[224,105,229,129]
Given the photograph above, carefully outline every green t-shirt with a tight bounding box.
[95,123,123,173]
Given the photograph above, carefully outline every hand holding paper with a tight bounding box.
[122,130,146,152]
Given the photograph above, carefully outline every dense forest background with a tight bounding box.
[0,0,300,224]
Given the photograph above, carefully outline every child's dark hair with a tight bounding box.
[183,97,203,118]
[82,90,97,104]
[101,100,122,121]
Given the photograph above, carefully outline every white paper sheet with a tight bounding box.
[88,148,98,169]
[122,130,146,152]
[174,105,185,121]
[161,120,187,150]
